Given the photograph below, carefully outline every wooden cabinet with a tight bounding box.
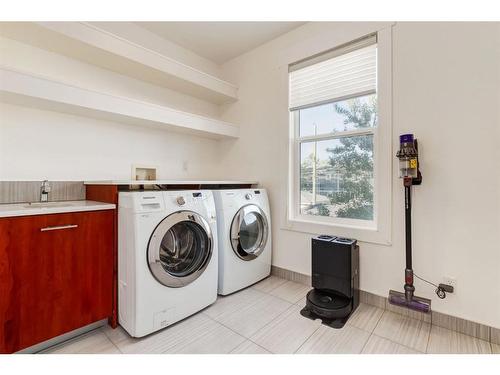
[0,210,114,353]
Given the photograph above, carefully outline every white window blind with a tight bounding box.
[289,35,377,111]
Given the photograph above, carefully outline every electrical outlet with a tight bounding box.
[443,276,457,293]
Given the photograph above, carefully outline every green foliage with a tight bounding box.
[336,199,374,220]
[327,95,376,220]
[316,203,330,216]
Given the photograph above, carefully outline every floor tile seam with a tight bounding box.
[203,312,273,354]
[252,280,288,295]
[206,292,270,320]
[164,326,245,354]
[425,324,493,354]
[425,322,433,353]
[372,310,389,335]
[366,333,425,354]
[358,331,373,354]
[202,310,260,341]
[346,305,386,334]
[372,314,430,352]
[268,290,308,305]
[98,327,125,354]
[246,303,299,343]
[292,325,323,354]
[159,317,246,354]
[234,337,273,354]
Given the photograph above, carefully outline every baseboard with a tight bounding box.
[271,265,311,286]
[16,319,108,353]
[271,265,498,344]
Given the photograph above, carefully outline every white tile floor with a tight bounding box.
[42,276,497,354]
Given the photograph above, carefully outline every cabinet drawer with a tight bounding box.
[0,210,115,353]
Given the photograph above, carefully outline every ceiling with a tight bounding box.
[136,22,305,64]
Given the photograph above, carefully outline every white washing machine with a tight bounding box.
[118,190,218,337]
[213,189,271,295]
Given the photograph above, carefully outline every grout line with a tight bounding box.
[251,276,288,294]
[342,304,380,334]
[293,325,322,354]
[271,292,308,305]
[44,275,489,354]
[255,279,309,306]
[372,310,387,335]
[203,306,260,339]
[204,288,269,320]
[203,311,272,353]
[100,327,123,354]
[424,323,433,354]
[359,332,372,354]
[244,338,273,354]
[242,303,298,347]
[276,270,496,343]
[255,283,319,354]
[207,284,313,354]
[369,333,426,354]
[229,338,270,354]
[165,319,246,354]
[355,304,386,334]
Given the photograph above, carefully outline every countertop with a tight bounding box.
[0,200,116,218]
[84,180,258,186]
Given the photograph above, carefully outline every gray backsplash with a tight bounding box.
[0,181,85,204]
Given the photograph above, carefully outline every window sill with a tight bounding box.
[281,217,391,246]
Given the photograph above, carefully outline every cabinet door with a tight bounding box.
[0,210,114,353]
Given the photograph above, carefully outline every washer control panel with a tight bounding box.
[166,191,211,208]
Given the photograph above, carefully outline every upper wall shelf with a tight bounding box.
[0,22,238,105]
[0,68,239,139]
[84,180,258,186]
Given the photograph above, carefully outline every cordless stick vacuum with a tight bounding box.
[388,134,432,313]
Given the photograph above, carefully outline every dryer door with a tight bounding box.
[230,204,269,261]
[148,211,213,287]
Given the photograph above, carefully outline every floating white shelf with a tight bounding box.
[84,180,258,186]
[0,22,238,104]
[0,68,239,139]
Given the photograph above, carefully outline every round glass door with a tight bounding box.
[148,211,213,287]
[230,204,269,261]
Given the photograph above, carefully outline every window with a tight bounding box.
[288,33,390,237]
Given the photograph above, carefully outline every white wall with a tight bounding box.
[1,22,499,328]
[0,36,223,181]
[0,102,220,181]
[218,22,500,328]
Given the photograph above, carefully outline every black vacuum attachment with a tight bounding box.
[388,134,431,313]
[301,235,359,329]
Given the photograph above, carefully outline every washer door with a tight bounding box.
[148,211,213,288]
[230,204,269,261]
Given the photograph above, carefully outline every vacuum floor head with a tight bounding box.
[388,290,431,313]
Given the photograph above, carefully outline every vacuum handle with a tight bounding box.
[405,184,412,270]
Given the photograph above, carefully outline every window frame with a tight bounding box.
[292,105,378,229]
[286,27,392,245]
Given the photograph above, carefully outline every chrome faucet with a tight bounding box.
[40,180,51,202]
